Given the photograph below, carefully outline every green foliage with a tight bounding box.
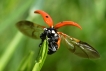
[32,39,48,71]
[0,0,106,71]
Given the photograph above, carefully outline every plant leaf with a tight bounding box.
[32,39,48,71]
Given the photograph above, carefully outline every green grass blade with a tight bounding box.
[0,32,23,71]
[32,39,48,71]
[16,51,34,71]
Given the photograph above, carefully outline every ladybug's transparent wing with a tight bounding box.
[16,20,45,39]
[58,32,100,59]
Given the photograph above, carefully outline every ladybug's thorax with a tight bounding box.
[39,27,59,54]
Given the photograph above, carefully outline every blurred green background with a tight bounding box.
[0,0,106,71]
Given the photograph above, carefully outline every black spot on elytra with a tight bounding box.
[46,16,49,18]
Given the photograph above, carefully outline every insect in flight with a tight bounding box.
[16,10,100,59]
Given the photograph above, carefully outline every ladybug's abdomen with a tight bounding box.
[39,28,59,54]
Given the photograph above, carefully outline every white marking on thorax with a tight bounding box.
[51,30,55,33]
[44,28,47,30]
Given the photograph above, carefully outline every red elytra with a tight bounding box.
[16,10,100,59]
[34,10,82,29]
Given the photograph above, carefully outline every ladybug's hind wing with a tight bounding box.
[16,20,45,39]
[58,32,100,59]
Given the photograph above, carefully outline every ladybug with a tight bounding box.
[16,10,100,58]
